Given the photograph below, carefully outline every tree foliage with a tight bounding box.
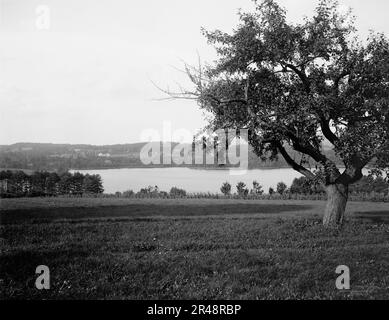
[236,182,249,196]
[169,187,187,197]
[251,180,264,195]
[276,182,288,195]
[0,170,104,198]
[171,0,389,187]
[290,176,325,195]
[220,181,232,195]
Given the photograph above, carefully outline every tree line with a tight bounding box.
[0,170,104,198]
[220,177,388,197]
[109,175,387,201]
[0,142,344,172]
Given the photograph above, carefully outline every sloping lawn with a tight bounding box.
[1,198,388,299]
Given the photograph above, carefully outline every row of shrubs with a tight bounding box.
[112,186,187,199]
[107,176,388,202]
[1,170,387,201]
[78,190,389,202]
[289,175,389,195]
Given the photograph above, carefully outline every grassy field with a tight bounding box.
[1,197,388,300]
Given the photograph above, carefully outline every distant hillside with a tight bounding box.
[0,142,343,172]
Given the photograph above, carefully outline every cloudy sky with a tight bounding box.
[1,0,389,145]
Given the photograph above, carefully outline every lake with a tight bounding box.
[72,167,305,194]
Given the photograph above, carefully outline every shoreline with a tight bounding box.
[70,166,294,171]
[1,165,375,173]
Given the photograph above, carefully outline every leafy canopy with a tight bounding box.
[176,0,389,185]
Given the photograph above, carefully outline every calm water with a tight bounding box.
[72,167,305,194]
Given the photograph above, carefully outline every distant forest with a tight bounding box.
[0,142,344,172]
[0,170,104,198]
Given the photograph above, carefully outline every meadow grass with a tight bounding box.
[1,198,388,300]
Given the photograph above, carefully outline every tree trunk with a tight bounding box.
[323,183,349,228]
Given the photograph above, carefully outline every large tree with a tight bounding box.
[169,0,389,227]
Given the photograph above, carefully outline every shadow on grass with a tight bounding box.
[0,249,90,284]
[1,203,313,224]
[353,211,389,224]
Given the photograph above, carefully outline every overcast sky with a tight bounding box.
[1,0,389,145]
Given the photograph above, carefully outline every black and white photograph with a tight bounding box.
[1,0,388,307]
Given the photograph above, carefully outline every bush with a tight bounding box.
[269,187,275,195]
[236,182,249,197]
[276,182,288,195]
[159,191,169,198]
[290,177,324,195]
[251,181,264,195]
[169,187,187,197]
[122,190,134,198]
[349,176,389,195]
[136,186,160,197]
[220,182,232,196]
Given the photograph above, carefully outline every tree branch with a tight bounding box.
[337,155,372,185]
[282,62,311,92]
[283,130,330,165]
[319,117,339,145]
[275,142,316,179]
